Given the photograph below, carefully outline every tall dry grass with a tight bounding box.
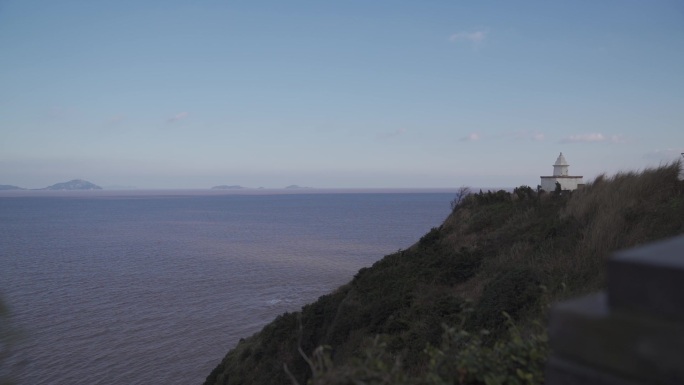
[554,161,683,287]
[440,161,684,299]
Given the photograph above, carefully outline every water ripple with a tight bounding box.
[0,193,450,384]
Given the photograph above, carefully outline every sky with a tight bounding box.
[1,0,683,189]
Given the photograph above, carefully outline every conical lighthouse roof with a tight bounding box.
[554,152,569,166]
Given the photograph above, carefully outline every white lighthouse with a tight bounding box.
[540,153,583,191]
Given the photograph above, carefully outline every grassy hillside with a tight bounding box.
[203,163,684,385]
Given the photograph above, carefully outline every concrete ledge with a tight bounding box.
[608,236,684,321]
[549,292,684,384]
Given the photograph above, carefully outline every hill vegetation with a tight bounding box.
[204,162,684,385]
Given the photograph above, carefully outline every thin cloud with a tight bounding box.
[376,128,407,140]
[449,30,487,44]
[167,112,189,123]
[459,132,480,142]
[644,148,684,160]
[562,133,605,143]
[512,130,545,141]
[560,133,625,143]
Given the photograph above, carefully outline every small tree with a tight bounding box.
[513,185,535,201]
[451,186,472,210]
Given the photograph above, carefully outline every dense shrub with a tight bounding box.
[472,189,512,205]
[429,250,482,286]
[424,317,548,385]
[293,315,548,385]
[467,269,542,336]
[513,185,536,201]
[419,227,441,247]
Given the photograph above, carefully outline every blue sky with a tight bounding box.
[1,0,683,189]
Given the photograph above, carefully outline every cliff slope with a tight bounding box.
[204,163,684,385]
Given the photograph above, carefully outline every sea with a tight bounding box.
[0,189,455,385]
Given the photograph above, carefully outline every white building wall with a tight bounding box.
[553,165,568,176]
[541,177,557,192]
[541,177,583,191]
[559,177,581,191]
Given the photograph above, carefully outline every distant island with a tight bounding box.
[0,180,102,190]
[211,185,247,190]
[1,181,322,191]
[0,184,25,191]
[43,179,102,190]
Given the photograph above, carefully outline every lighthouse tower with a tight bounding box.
[540,153,583,191]
[553,153,569,176]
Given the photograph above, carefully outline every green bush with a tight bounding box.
[296,315,548,385]
[513,186,536,201]
[419,227,441,247]
[467,269,541,335]
[424,315,548,385]
[472,190,512,205]
[427,250,482,286]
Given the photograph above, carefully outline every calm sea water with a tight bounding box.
[0,190,453,385]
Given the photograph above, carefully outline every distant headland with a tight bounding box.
[0,184,25,191]
[0,179,102,191]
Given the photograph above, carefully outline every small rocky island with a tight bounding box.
[211,185,246,190]
[43,179,102,190]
